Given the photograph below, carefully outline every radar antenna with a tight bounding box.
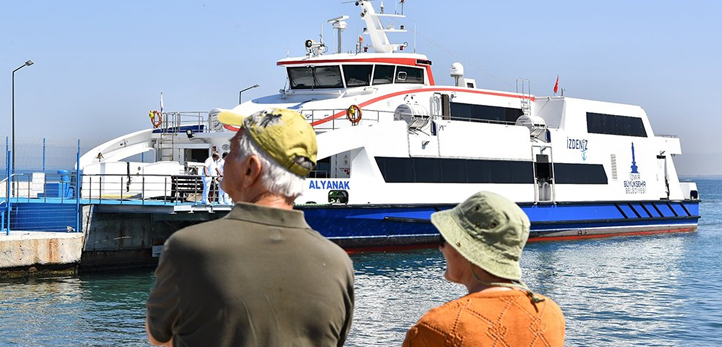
[327,15,350,54]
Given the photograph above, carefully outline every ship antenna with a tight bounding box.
[327,16,350,54]
[356,0,407,53]
[319,23,324,48]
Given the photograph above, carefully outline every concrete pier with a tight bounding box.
[0,204,231,275]
[0,231,84,277]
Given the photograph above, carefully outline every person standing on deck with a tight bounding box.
[217,152,231,205]
[201,151,219,204]
[402,191,565,347]
[146,108,355,347]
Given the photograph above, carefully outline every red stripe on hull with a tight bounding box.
[342,227,697,254]
[528,227,697,243]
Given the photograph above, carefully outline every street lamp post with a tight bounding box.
[238,84,260,104]
[11,60,34,175]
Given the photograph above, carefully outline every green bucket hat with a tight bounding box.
[216,108,317,177]
[431,191,530,281]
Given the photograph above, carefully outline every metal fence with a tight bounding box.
[0,137,221,235]
[2,137,87,235]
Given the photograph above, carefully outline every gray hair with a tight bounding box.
[236,132,306,198]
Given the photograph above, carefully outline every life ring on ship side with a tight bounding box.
[149,110,162,128]
[347,105,362,125]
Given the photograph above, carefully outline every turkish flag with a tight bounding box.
[553,75,559,94]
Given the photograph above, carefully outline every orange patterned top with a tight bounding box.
[402,290,565,347]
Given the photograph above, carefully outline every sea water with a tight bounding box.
[1,179,721,346]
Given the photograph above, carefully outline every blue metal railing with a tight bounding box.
[3,138,10,235]
[2,137,85,234]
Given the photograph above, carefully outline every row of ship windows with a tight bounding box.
[375,157,608,185]
[287,64,426,89]
[450,102,648,138]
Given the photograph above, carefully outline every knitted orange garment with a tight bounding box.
[402,290,565,347]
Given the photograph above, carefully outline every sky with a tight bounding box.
[1,0,721,175]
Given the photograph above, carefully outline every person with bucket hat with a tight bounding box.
[402,191,565,346]
[146,108,354,347]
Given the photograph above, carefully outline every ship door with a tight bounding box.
[535,154,553,202]
[657,154,670,199]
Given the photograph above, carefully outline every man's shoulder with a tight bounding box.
[166,218,230,244]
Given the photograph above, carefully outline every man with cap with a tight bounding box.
[402,191,565,346]
[146,108,354,347]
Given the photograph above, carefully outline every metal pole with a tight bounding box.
[5,137,10,235]
[11,70,15,175]
[238,84,260,104]
[11,60,34,175]
[42,137,46,172]
[75,139,81,232]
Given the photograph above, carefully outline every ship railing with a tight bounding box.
[156,111,211,134]
[299,108,519,130]
[299,108,395,130]
[81,173,206,204]
[0,171,77,202]
[2,170,331,206]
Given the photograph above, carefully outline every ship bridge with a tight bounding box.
[277,53,435,90]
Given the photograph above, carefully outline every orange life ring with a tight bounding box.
[347,105,362,125]
[149,110,162,128]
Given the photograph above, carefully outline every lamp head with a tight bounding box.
[25,60,34,66]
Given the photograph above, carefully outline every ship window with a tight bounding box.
[373,64,395,85]
[414,158,442,182]
[441,159,467,183]
[309,157,330,178]
[450,102,522,124]
[375,157,607,185]
[328,190,348,204]
[395,66,425,84]
[287,66,343,89]
[586,112,647,137]
[554,163,608,184]
[375,157,534,184]
[376,157,415,182]
[342,65,373,87]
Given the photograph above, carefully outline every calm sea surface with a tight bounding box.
[1,180,721,346]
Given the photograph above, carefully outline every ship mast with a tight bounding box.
[357,0,407,53]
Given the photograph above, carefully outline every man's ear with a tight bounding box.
[243,155,262,187]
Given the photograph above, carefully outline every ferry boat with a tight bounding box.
[79,0,699,249]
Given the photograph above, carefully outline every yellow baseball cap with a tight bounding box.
[217,108,317,177]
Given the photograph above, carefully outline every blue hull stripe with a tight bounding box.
[298,200,699,243]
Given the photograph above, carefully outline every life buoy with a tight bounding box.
[149,110,162,128]
[347,105,362,125]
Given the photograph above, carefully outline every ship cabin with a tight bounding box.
[276,53,435,93]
